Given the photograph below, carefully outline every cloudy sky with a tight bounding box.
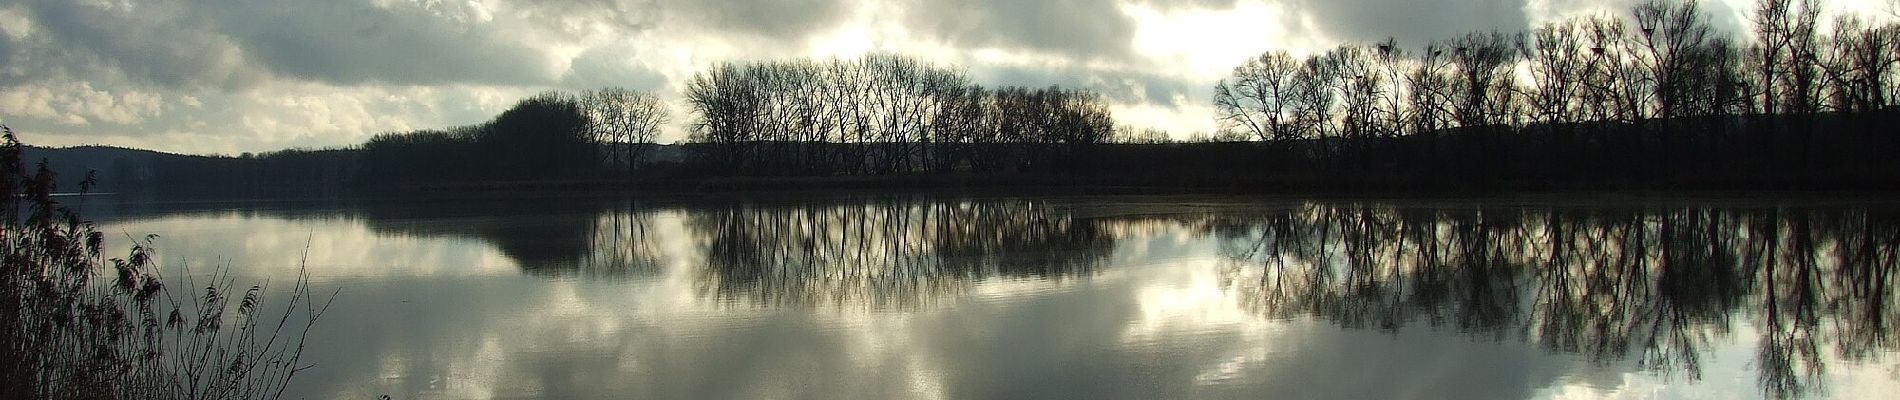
[0,0,1890,154]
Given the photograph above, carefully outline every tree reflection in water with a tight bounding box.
[340,195,1890,397]
[359,197,666,279]
[352,195,1115,305]
[1208,203,1900,399]
[684,195,1115,309]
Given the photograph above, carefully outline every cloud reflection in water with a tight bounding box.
[95,196,1900,399]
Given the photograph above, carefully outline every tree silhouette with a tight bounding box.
[581,87,669,177]
[1198,0,1900,191]
[681,55,1112,177]
[482,91,594,180]
[1216,51,1302,142]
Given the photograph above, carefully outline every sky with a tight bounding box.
[0,0,1892,154]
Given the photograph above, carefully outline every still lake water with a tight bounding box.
[85,194,1900,399]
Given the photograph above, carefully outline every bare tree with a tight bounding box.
[684,55,1111,176]
[1407,44,1457,134]
[1818,17,1899,113]
[581,87,670,176]
[684,63,763,171]
[1290,54,1340,140]
[1754,0,1795,115]
[1371,38,1409,138]
[1524,21,1594,126]
[1580,16,1644,124]
[1326,45,1383,140]
[927,83,987,172]
[1784,0,1825,116]
[1216,51,1301,141]
[1448,31,1518,129]
[1631,0,1728,121]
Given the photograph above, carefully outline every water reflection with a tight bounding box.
[685,196,1115,308]
[357,198,665,278]
[88,196,1900,398]
[331,195,1115,306]
[1207,203,1900,399]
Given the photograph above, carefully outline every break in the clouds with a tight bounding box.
[0,0,1824,154]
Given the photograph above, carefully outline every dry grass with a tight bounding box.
[2,125,334,400]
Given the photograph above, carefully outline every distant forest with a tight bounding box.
[19,0,1900,196]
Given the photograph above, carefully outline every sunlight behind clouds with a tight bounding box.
[1128,0,1318,79]
[1,0,1895,151]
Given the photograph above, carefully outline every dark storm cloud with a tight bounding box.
[6,0,576,90]
[515,0,659,33]
[903,0,1140,60]
[518,0,852,40]
[12,0,263,89]
[1294,0,1533,44]
[0,32,15,80]
[199,0,560,86]
[668,0,853,39]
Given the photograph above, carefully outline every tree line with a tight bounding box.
[357,88,668,187]
[1209,0,1900,189]
[1217,0,1898,139]
[351,53,1117,187]
[682,54,1113,176]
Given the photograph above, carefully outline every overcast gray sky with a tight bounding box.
[0,0,1888,154]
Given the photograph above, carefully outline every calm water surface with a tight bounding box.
[88,194,1900,399]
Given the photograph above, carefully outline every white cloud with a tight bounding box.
[0,81,163,127]
[2,0,1890,152]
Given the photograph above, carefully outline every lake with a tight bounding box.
[85,194,1900,399]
